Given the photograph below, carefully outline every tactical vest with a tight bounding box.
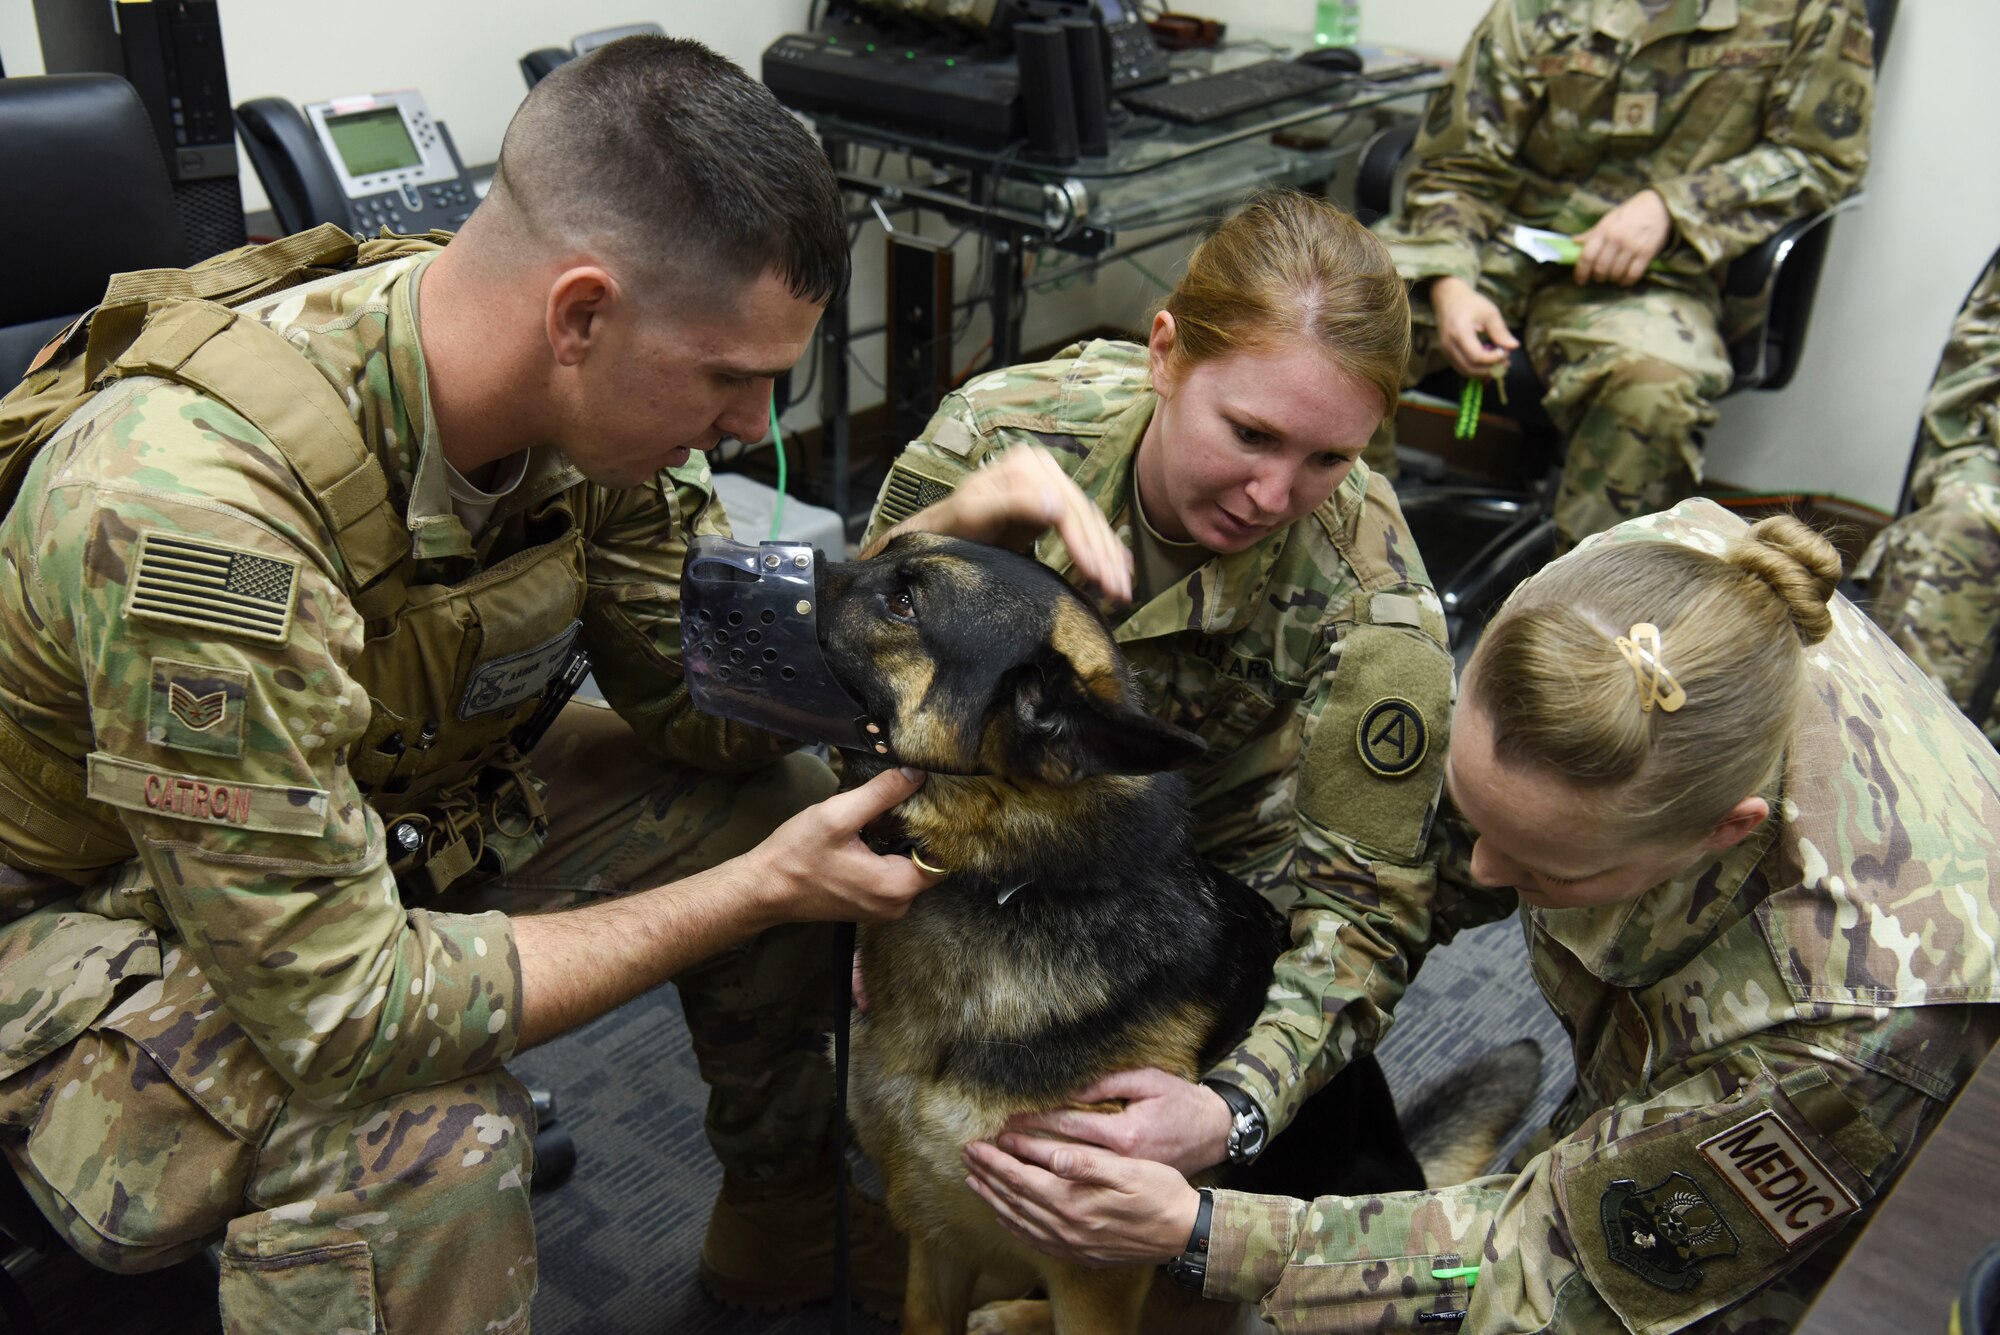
[0,225,584,893]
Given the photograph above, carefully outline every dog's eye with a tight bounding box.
[887,588,916,621]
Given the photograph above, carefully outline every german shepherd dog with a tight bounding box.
[817,533,1532,1335]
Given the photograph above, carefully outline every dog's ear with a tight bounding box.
[996,652,1206,783]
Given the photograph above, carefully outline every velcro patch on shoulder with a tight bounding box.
[875,452,966,530]
[1696,1110,1858,1248]
[87,752,329,837]
[148,659,248,757]
[1297,622,1451,863]
[1555,1088,1875,1330]
[125,532,299,645]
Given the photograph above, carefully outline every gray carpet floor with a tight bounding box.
[6,917,1571,1335]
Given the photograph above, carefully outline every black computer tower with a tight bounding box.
[35,0,248,263]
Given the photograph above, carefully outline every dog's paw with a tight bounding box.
[967,1298,1055,1335]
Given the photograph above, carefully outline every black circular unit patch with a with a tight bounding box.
[1357,698,1428,777]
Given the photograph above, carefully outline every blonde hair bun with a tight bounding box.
[1724,516,1842,647]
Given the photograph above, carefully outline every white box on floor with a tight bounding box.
[711,469,847,556]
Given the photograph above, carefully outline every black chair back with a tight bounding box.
[0,75,186,388]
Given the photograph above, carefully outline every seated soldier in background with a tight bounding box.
[1857,245,2000,746]
[0,36,932,1333]
[1368,0,1875,550]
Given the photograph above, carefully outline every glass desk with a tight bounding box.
[799,57,1447,519]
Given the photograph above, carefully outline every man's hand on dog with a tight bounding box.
[746,767,943,923]
[1000,1067,1233,1175]
[863,445,1134,606]
[962,1133,1200,1268]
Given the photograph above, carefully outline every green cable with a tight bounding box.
[768,394,787,540]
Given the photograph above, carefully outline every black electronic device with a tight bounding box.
[1015,22,1079,163]
[1013,0,1168,90]
[33,0,247,264]
[762,21,1022,149]
[1296,44,1365,73]
[235,92,478,237]
[1120,58,1349,126]
[1061,18,1111,156]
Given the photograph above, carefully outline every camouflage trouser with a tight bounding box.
[0,700,837,1334]
[1368,247,1734,549]
[1855,447,2000,745]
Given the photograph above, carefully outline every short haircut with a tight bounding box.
[490,35,847,305]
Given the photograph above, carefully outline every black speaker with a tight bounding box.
[1013,21,1078,166]
[1057,18,1110,158]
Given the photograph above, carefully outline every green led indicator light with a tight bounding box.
[946,57,956,66]
[828,36,838,44]
[866,42,875,51]
[906,50,916,58]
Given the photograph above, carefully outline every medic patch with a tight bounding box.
[1697,1110,1858,1248]
[460,620,582,720]
[1599,1172,1740,1292]
[126,533,299,645]
[1357,697,1428,777]
[148,659,248,757]
[86,752,330,837]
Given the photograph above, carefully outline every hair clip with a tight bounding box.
[1615,622,1686,714]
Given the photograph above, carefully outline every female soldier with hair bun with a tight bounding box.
[964,500,2000,1333]
[864,189,1456,1186]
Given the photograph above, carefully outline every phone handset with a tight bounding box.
[234,90,477,237]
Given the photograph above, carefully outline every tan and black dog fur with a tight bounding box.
[817,533,1454,1335]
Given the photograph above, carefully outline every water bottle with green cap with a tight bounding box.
[1314,0,1360,47]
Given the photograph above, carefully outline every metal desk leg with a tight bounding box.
[991,231,1024,368]
[822,288,851,521]
[822,136,852,521]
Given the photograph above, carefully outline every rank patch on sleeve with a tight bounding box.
[149,659,248,757]
[1696,1111,1858,1248]
[125,533,299,645]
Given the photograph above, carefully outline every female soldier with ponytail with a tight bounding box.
[963,500,2000,1334]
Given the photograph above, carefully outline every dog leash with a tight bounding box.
[831,919,855,1335]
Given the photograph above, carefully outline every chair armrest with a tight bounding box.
[1722,195,1864,392]
[1354,120,1419,221]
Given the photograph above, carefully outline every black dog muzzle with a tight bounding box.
[682,536,893,757]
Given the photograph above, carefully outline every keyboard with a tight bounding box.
[1120,60,1350,126]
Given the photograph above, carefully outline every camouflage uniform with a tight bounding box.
[1856,245,2000,746]
[1373,0,1875,548]
[0,250,838,1332]
[1204,499,2000,1333]
[864,340,1459,1140]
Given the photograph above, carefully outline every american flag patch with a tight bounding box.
[126,533,299,644]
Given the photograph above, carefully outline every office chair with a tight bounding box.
[1358,0,1899,653]
[0,74,186,390]
[520,22,667,88]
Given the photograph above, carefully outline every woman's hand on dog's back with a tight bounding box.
[744,766,944,924]
[862,445,1134,606]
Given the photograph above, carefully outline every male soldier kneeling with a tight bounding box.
[0,37,931,1332]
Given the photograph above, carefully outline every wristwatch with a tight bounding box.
[1164,1186,1214,1292]
[1203,1079,1268,1167]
